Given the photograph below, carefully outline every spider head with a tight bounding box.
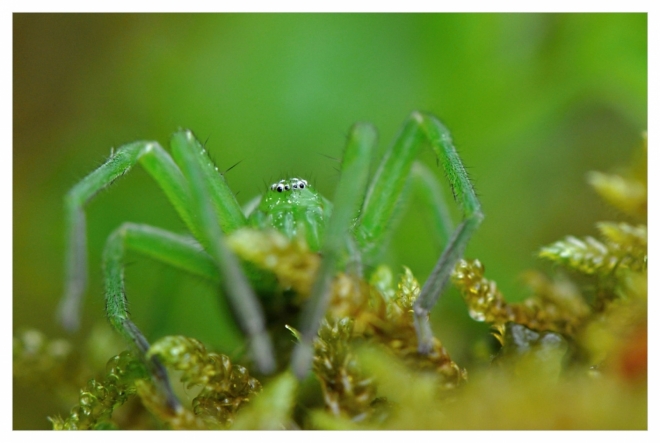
[248,177,329,251]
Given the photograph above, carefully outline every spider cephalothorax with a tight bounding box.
[250,178,329,252]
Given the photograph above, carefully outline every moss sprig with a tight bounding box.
[145,335,262,428]
[227,228,320,298]
[312,318,377,421]
[49,350,148,430]
[311,265,466,421]
[539,133,647,309]
[367,266,466,385]
[453,259,589,336]
[586,132,646,219]
[539,222,646,278]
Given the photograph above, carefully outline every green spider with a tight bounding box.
[58,111,483,411]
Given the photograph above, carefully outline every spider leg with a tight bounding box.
[410,161,455,249]
[108,222,219,283]
[104,221,268,411]
[356,111,483,354]
[61,133,249,332]
[62,131,273,389]
[170,130,275,374]
[60,141,197,331]
[290,122,377,379]
[103,223,213,412]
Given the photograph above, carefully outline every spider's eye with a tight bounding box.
[292,182,298,189]
[276,184,284,192]
[284,184,290,191]
[299,182,305,189]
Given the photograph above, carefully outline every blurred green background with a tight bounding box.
[13,13,646,429]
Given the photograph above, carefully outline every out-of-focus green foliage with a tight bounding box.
[13,14,646,429]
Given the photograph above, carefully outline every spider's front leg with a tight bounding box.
[356,111,484,354]
[60,140,207,411]
[60,133,248,332]
[170,131,276,374]
[61,131,276,411]
[60,141,196,331]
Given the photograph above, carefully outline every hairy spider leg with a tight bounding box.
[61,133,275,411]
[355,111,483,354]
[60,134,250,331]
[106,223,219,284]
[60,141,197,331]
[410,161,455,249]
[170,130,275,374]
[104,224,184,412]
[290,122,377,379]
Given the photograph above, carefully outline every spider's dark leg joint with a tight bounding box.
[122,317,182,412]
[122,318,149,353]
[413,304,433,354]
[149,355,182,412]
